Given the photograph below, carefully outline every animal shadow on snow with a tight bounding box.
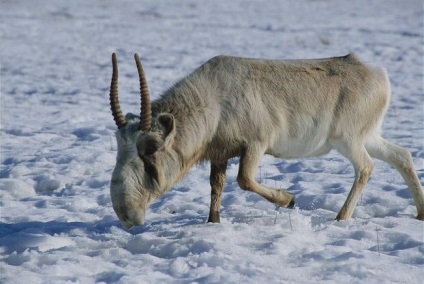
[0,220,127,254]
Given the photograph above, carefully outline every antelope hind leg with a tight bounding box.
[366,137,424,220]
[334,140,374,220]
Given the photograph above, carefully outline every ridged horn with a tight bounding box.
[134,53,152,131]
[109,53,127,129]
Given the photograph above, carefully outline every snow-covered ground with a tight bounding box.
[1,0,423,283]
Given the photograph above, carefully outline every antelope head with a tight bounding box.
[109,53,176,229]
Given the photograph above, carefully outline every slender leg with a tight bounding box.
[237,144,295,208]
[366,137,424,220]
[334,141,374,220]
[208,160,228,223]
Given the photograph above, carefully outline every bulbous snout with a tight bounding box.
[110,162,151,229]
[111,189,147,229]
[114,206,145,229]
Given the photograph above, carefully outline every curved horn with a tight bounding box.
[134,53,152,131]
[109,53,127,129]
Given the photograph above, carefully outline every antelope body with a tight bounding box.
[109,52,424,229]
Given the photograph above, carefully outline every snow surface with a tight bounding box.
[1,0,423,283]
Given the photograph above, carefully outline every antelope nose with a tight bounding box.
[122,221,134,230]
[120,210,145,230]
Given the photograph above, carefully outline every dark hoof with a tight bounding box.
[287,197,295,209]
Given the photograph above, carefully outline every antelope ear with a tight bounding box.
[157,114,175,138]
[138,114,175,157]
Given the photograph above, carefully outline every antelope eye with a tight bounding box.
[144,144,157,156]
[137,137,160,157]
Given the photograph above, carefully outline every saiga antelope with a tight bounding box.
[108,52,424,229]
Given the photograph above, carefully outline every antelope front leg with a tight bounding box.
[237,144,295,208]
[208,160,228,223]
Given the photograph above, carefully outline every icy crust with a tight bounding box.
[1,0,423,283]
